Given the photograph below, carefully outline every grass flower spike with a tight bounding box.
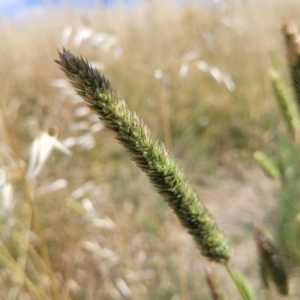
[282,20,300,108]
[254,227,288,295]
[55,49,230,263]
[270,70,300,141]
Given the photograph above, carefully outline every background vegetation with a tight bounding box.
[1,0,300,298]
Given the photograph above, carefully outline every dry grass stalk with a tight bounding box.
[205,266,225,300]
[0,101,62,299]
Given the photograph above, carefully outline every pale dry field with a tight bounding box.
[0,1,299,299]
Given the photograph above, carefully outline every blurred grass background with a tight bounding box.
[1,0,300,299]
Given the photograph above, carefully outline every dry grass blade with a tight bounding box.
[0,241,51,300]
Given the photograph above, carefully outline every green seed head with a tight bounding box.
[56,49,231,263]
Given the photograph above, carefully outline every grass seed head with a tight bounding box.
[255,227,289,295]
[56,49,231,263]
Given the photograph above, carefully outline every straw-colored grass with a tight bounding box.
[1,0,300,298]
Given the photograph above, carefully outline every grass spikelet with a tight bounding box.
[282,20,300,108]
[254,227,289,296]
[253,151,281,184]
[270,70,300,141]
[55,49,231,263]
